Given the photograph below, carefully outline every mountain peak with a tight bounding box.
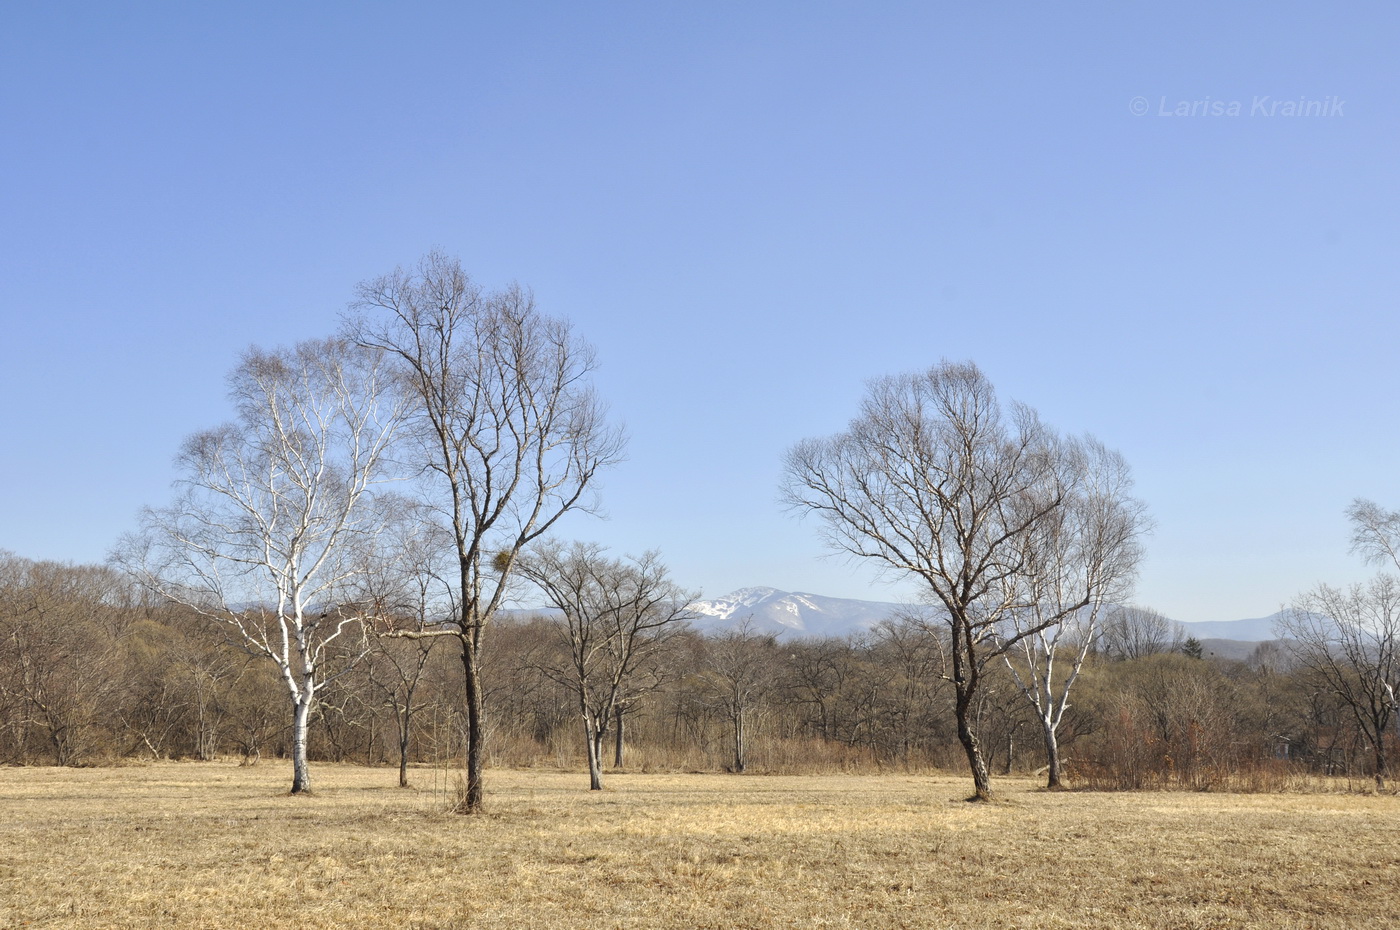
[689,586,788,621]
[687,589,1283,644]
[688,587,901,637]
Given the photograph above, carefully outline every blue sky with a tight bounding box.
[3,2,1397,623]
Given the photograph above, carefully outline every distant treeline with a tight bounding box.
[0,551,1386,790]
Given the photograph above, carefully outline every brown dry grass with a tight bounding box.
[1,763,1397,929]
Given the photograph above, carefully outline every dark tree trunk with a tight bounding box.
[950,620,992,801]
[459,643,485,813]
[398,707,411,788]
[955,689,992,801]
[732,710,747,774]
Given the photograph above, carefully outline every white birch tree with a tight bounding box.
[120,337,404,794]
[999,439,1147,788]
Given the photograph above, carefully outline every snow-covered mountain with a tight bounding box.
[687,586,904,638]
[508,584,1286,646]
[687,587,1285,645]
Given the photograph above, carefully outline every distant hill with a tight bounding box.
[1178,613,1285,642]
[1194,638,1267,662]
[511,586,1286,648]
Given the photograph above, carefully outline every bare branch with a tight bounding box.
[782,360,1147,798]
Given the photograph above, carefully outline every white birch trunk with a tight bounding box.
[290,694,313,794]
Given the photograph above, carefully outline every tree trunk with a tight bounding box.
[613,704,626,769]
[290,696,312,795]
[1043,720,1063,790]
[398,707,411,788]
[732,710,746,774]
[195,688,215,761]
[459,644,485,813]
[955,687,992,801]
[50,725,72,767]
[585,718,604,791]
[950,622,992,801]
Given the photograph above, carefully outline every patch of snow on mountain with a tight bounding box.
[686,587,903,638]
[690,586,783,619]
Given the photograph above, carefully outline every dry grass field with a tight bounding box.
[1,762,1397,929]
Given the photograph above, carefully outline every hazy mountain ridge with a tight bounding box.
[1175,615,1282,642]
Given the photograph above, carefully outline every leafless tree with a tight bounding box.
[1278,576,1400,789]
[782,360,1145,800]
[1000,440,1148,788]
[353,498,455,787]
[345,252,625,812]
[167,613,244,761]
[119,337,404,793]
[1099,605,1183,661]
[1271,499,1400,790]
[118,614,192,760]
[782,638,855,744]
[869,612,949,764]
[1349,498,1400,573]
[699,620,779,774]
[516,541,693,789]
[0,555,131,764]
[610,630,684,769]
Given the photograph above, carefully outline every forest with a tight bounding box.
[0,548,1390,795]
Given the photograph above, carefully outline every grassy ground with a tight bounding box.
[1,762,1397,929]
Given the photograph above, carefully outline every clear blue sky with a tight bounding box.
[3,2,1397,623]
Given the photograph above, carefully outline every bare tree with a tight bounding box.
[1271,499,1400,790]
[1099,605,1183,661]
[348,497,455,786]
[1001,440,1147,788]
[345,252,625,812]
[516,541,694,789]
[1349,498,1400,572]
[700,620,779,774]
[782,360,1144,800]
[611,625,683,769]
[0,556,131,765]
[869,612,949,765]
[120,337,404,793]
[1278,576,1400,790]
[155,606,244,761]
[782,638,854,744]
